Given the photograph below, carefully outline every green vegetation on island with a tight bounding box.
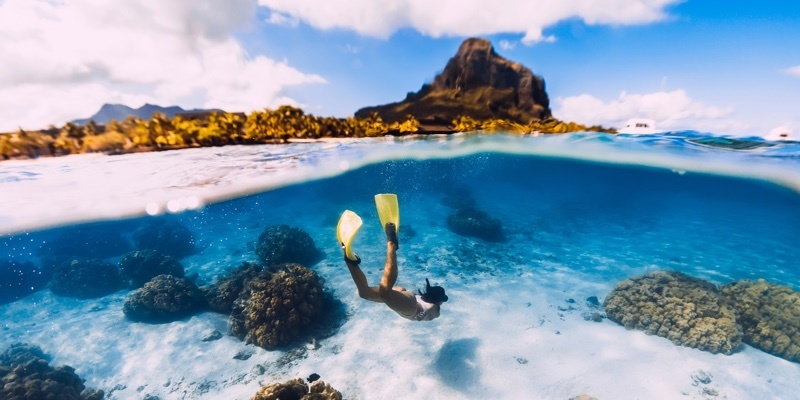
[0,106,612,160]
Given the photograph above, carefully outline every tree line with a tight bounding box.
[0,105,612,160]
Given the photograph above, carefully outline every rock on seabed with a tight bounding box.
[604,270,742,355]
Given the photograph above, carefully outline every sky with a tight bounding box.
[0,0,798,138]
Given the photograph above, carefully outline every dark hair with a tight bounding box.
[419,278,448,304]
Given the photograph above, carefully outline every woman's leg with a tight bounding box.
[345,259,382,302]
[379,223,418,315]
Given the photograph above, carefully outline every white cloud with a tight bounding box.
[784,65,800,78]
[257,0,680,44]
[520,28,556,45]
[555,89,751,134]
[0,0,324,131]
[498,40,516,51]
[267,11,300,27]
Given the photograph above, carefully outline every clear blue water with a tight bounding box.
[1,131,800,399]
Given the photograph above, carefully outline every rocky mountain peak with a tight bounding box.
[356,38,551,124]
[456,37,496,59]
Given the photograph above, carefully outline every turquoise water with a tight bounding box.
[1,131,800,399]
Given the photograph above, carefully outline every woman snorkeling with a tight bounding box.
[337,195,448,321]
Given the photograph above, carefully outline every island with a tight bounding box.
[0,38,613,161]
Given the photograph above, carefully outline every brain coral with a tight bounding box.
[133,219,197,259]
[203,262,263,314]
[123,274,206,322]
[230,264,327,349]
[251,378,342,400]
[603,270,742,355]
[50,258,122,299]
[255,225,323,268]
[446,207,504,242]
[119,249,185,288]
[0,343,104,400]
[720,279,800,362]
[0,343,49,366]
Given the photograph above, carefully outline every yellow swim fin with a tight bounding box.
[374,193,399,234]
[337,210,363,261]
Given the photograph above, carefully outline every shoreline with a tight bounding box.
[0,130,454,162]
[0,107,614,162]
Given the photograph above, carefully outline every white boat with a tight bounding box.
[618,118,659,135]
[764,129,797,142]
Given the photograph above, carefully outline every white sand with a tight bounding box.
[2,216,798,400]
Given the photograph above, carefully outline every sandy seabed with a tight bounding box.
[2,206,798,400]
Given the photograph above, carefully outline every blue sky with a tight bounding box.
[1,0,798,138]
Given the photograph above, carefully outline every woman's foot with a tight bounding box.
[344,252,361,265]
[385,222,399,248]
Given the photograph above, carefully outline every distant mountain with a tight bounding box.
[73,103,221,125]
[356,38,551,124]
